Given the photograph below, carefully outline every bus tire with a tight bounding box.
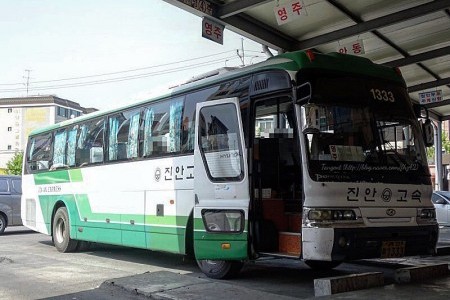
[197,259,243,279]
[305,260,342,270]
[52,207,78,253]
[0,214,6,234]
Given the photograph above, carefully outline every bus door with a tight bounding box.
[193,98,250,260]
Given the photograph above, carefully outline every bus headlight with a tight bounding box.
[417,208,436,220]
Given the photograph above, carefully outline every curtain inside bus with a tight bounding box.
[143,108,154,156]
[127,113,140,158]
[109,117,119,160]
[67,128,77,167]
[53,130,67,165]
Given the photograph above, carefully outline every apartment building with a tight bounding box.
[0,95,94,171]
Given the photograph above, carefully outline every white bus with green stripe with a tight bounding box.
[22,50,438,279]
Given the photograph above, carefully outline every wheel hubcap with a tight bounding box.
[55,218,65,243]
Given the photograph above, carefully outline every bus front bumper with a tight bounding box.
[302,225,439,261]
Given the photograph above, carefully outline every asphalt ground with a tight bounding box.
[1,226,450,299]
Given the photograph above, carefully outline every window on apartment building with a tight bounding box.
[7,108,13,113]
[57,106,68,117]
[70,109,81,118]
[7,145,12,150]
[7,127,12,132]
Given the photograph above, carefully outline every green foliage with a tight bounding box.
[427,131,450,162]
[442,133,450,153]
[6,152,23,175]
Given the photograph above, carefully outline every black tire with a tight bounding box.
[52,207,78,252]
[197,259,244,279]
[305,260,342,270]
[0,214,6,235]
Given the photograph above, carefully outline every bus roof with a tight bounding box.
[29,50,403,136]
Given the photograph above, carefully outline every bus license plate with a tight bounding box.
[381,241,406,258]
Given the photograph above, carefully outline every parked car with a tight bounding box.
[431,191,450,226]
[0,175,22,234]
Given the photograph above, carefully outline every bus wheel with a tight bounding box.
[52,207,78,252]
[197,259,243,279]
[0,214,6,234]
[305,260,342,270]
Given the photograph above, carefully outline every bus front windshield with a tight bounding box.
[300,78,429,184]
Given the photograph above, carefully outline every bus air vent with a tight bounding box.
[254,78,269,91]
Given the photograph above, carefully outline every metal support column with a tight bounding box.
[434,121,443,191]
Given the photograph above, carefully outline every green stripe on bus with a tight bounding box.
[38,194,190,228]
[68,169,83,182]
[75,195,188,226]
[34,170,71,185]
[38,194,190,253]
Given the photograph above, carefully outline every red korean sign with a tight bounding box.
[202,17,224,45]
[337,39,365,55]
[274,0,307,25]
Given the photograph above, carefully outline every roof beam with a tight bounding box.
[223,14,297,51]
[217,0,272,18]
[385,46,450,67]
[408,77,450,93]
[295,0,450,49]
[422,98,450,109]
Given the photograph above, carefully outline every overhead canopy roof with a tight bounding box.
[163,0,450,120]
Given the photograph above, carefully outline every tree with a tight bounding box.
[6,152,23,175]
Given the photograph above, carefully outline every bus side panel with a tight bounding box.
[144,190,191,254]
[21,174,75,235]
[72,157,194,254]
[72,193,131,247]
[193,217,248,260]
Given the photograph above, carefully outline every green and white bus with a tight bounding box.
[22,50,438,279]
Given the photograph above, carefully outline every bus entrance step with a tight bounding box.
[314,272,384,297]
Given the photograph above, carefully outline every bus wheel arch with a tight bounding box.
[184,211,194,258]
[52,205,79,252]
[194,219,244,279]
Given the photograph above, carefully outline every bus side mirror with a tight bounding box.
[296,82,311,104]
[422,119,434,147]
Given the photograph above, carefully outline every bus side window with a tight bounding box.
[27,133,52,172]
[108,109,140,161]
[76,118,105,166]
[144,101,170,156]
[143,97,184,157]
[181,87,219,153]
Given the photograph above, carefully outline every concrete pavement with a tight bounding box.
[103,240,450,299]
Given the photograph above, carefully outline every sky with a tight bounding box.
[0,0,271,111]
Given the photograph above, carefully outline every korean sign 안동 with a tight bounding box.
[337,39,365,56]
